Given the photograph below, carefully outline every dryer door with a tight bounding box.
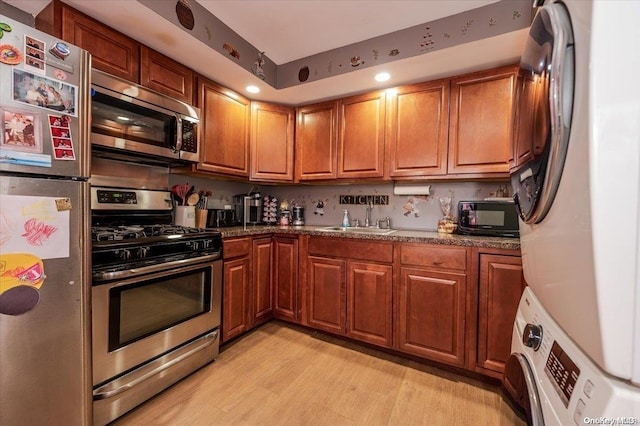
[503,353,545,426]
[510,3,574,224]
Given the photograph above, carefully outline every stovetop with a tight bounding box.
[90,187,223,281]
[92,225,212,242]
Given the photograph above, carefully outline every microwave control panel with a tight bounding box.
[181,121,197,153]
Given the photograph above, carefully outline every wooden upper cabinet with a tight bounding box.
[337,91,386,179]
[250,102,295,182]
[295,101,339,181]
[448,65,518,176]
[387,80,450,178]
[140,46,194,104]
[197,77,250,177]
[37,1,140,82]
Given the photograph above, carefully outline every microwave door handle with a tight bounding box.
[173,114,182,153]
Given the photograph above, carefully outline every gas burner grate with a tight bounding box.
[91,225,205,242]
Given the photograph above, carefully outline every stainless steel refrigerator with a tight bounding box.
[0,15,92,425]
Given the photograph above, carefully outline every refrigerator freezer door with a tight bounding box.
[0,15,91,179]
[0,176,91,425]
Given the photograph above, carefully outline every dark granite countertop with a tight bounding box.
[212,225,520,251]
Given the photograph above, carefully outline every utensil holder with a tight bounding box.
[195,209,208,228]
[175,206,196,227]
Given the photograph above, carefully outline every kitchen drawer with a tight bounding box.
[400,244,467,270]
[308,237,393,263]
[223,237,251,259]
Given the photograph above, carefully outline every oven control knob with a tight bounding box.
[189,241,200,251]
[137,246,150,258]
[117,249,131,261]
[523,323,543,351]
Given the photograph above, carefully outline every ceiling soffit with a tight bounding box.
[138,0,533,90]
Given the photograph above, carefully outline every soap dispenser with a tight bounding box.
[342,210,351,227]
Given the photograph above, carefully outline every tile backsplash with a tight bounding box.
[167,174,508,231]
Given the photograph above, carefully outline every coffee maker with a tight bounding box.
[233,192,263,225]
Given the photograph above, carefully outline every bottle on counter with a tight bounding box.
[342,210,351,227]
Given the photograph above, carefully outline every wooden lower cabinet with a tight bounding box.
[252,237,273,326]
[222,256,251,343]
[475,252,526,378]
[222,236,273,343]
[347,262,393,347]
[307,256,346,334]
[396,267,467,367]
[273,236,299,321]
[306,237,394,348]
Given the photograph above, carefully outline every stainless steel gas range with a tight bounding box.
[90,187,222,425]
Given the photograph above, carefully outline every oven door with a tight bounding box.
[92,260,222,386]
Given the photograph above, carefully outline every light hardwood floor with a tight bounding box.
[114,321,525,425]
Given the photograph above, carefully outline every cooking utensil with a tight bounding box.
[171,183,190,206]
[187,193,200,206]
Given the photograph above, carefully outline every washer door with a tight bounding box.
[503,353,545,426]
[510,3,574,224]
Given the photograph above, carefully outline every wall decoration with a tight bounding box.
[175,0,195,30]
[223,42,240,59]
[139,0,532,90]
[313,198,329,216]
[402,196,428,218]
[252,51,266,79]
[298,66,309,82]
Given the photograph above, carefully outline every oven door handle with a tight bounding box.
[93,330,218,400]
[94,252,221,281]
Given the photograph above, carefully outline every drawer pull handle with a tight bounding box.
[432,261,443,266]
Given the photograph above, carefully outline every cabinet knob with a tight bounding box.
[522,323,543,351]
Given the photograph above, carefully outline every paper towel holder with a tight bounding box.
[393,182,431,196]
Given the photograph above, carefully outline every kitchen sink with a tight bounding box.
[316,226,397,235]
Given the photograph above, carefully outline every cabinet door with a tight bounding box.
[250,102,294,182]
[307,256,346,334]
[347,262,392,347]
[140,46,194,104]
[222,257,251,343]
[477,254,525,375]
[273,236,299,321]
[448,66,517,175]
[295,101,338,181]
[59,5,140,81]
[197,77,250,177]
[337,92,386,179]
[387,80,449,178]
[397,267,466,367]
[252,238,273,326]
[511,68,547,172]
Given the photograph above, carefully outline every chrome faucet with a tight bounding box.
[364,201,373,227]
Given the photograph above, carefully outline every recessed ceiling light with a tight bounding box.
[246,85,260,94]
[117,116,130,121]
[375,72,390,82]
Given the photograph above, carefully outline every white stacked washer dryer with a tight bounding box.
[504,0,640,425]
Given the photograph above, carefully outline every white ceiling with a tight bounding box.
[5,0,529,105]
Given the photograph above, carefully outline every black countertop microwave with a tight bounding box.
[457,200,520,238]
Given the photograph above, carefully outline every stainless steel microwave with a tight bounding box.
[457,200,520,238]
[90,69,200,165]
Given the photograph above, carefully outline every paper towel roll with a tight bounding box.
[393,183,431,195]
